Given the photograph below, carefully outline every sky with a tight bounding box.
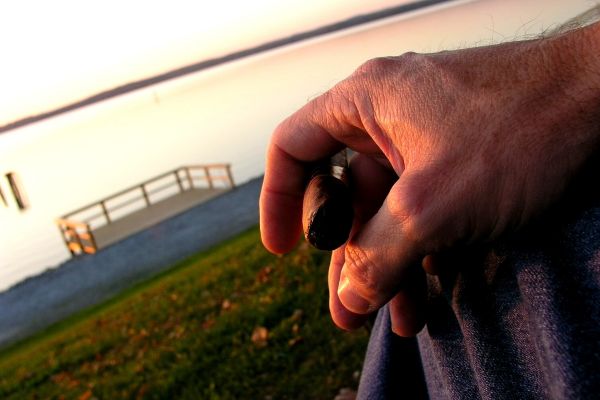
[0,0,417,127]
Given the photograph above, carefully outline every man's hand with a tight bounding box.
[260,22,600,336]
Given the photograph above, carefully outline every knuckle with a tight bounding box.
[397,51,420,62]
[396,51,432,70]
[386,183,431,245]
[344,245,381,300]
[353,56,397,76]
[352,52,433,82]
[357,53,421,74]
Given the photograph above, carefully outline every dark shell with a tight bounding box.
[302,174,353,250]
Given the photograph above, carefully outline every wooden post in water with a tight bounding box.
[0,185,7,207]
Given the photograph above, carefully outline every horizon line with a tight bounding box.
[0,0,451,134]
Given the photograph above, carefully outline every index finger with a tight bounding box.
[259,90,376,254]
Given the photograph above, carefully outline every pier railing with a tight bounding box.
[56,219,98,255]
[56,164,234,256]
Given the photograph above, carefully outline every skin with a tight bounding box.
[260,21,600,336]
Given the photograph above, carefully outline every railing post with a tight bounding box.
[141,184,151,206]
[57,223,75,257]
[185,167,193,190]
[100,201,111,224]
[175,169,184,193]
[204,166,213,189]
[225,165,235,188]
[86,223,98,254]
[73,227,84,254]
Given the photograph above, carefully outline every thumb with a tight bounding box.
[337,179,429,314]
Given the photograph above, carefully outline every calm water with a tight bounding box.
[0,0,584,291]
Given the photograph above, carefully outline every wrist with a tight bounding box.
[557,21,600,97]
[539,22,600,151]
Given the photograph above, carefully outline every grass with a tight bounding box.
[0,227,369,399]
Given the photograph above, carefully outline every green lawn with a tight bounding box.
[0,227,369,399]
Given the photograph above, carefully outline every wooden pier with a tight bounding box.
[56,164,234,256]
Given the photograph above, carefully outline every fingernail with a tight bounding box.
[338,269,371,314]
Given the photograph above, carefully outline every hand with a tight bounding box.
[260,23,600,336]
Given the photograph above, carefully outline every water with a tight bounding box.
[0,0,586,291]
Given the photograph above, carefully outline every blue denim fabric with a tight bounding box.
[357,199,600,399]
[357,308,428,399]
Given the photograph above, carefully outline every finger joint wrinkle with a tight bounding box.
[345,245,380,294]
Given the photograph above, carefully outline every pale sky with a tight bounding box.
[0,0,416,126]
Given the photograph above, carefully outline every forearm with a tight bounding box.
[504,21,600,177]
